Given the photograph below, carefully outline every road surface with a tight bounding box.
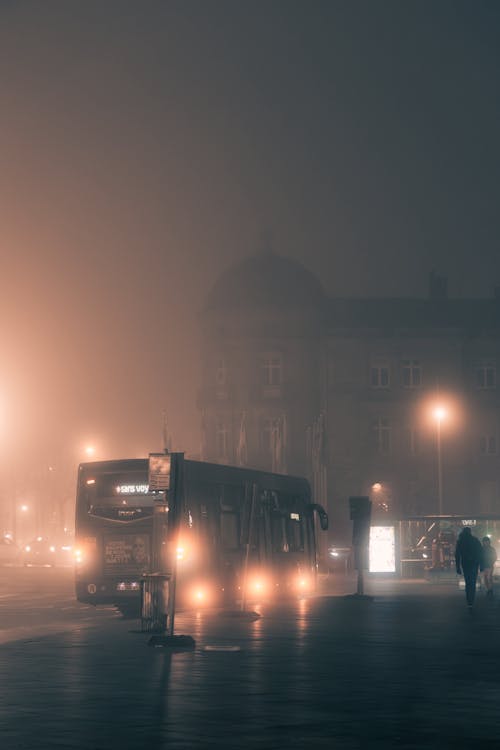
[1,567,499,749]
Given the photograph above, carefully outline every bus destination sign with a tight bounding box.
[148,453,171,491]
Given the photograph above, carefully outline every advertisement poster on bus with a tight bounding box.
[104,534,150,572]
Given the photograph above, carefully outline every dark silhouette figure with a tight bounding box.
[455,527,483,608]
[481,536,497,598]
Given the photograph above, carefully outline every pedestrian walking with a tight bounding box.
[455,526,483,609]
[481,536,497,598]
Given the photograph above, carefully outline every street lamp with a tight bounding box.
[432,406,447,516]
[371,482,389,513]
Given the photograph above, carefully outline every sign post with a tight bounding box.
[142,451,194,648]
[347,496,373,599]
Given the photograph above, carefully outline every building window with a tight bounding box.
[475,360,496,390]
[403,427,420,455]
[370,363,390,388]
[479,481,498,514]
[260,353,282,386]
[215,420,229,460]
[479,435,497,455]
[372,417,391,455]
[401,359,422,388]
[260,417,274,462]
[259,416,287,472]
[215,356,227,386]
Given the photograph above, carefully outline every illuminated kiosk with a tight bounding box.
[369,525,397,575]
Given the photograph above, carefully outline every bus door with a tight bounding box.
[240,482,258,567]
[218,482,244,600]
[258,489,275,567]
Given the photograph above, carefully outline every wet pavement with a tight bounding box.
[1,575,500,749]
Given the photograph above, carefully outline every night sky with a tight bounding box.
[0,0,499,481]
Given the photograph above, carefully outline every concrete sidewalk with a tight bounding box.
[1,577,500,749]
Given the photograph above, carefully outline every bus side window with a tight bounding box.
[220,511,239,551]
[287,515,305,552]
[240,484,259,550]
[219,484,242,551]
[271,512,289,553]
[280,495,305,553]
[189,481,217,561]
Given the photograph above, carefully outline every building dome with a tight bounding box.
[203,251,326,312]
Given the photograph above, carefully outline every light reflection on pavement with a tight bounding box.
[1,569,500,748]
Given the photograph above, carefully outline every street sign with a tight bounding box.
[349,496,372,520]
[148,453,171,491]
[348,496,373,597]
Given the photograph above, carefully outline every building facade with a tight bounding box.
[198,251,500,543]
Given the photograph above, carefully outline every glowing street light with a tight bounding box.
[433,406,447,423]
[84,446,96,458]
[371,482,389,513]
[432,405,447,515]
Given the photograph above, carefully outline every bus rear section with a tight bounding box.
[75,460,154,615]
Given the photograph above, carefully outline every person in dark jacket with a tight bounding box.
[455,527,483,608]
[481,536,497,598]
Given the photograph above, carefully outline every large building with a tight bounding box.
[197,250,500,543]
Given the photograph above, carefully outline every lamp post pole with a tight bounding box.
[436,417,443,516]
[433,406,447,517]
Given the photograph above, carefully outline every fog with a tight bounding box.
[0,1,499,529]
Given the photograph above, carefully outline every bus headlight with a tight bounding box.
[294,575,312,593]
[247,575,271,598]
[189,584,212,606]
[176,539,196,565]
[74,537,97,567]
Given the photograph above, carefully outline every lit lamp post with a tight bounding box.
[432,406,447,516]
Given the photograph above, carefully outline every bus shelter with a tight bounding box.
[398,515,500,579]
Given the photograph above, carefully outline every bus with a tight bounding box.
[75,458,328,615]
